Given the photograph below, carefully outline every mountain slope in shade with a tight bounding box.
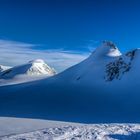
[0,59,56,79]
[0,41,140,123]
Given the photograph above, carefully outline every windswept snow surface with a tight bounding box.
[0,117,82,137]
[2,124,140,140]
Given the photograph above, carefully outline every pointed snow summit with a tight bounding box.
[27,59,56,76]
[0,65,11,72]
[0,59,56,79]
[90,41,121,59]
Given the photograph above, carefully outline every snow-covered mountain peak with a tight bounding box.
[0,59,56,79]
[0,65,11,72]
[26,59,56,76]
[91,41,121,59]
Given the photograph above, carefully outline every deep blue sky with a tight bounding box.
[0,0,140,52]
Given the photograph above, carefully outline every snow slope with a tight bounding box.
[0,117,82,137]
[0,41,140,123]
[2,123,140,140]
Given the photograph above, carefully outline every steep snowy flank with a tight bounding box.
[2,124,140,140]
[54,41,139,85]
[105,49,137,81]
[53,41,123,84]
[0,59,56,79]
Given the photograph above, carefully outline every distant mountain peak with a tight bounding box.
[0,65,11,72]
[0,59,56,79]
[26,59,56,76]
